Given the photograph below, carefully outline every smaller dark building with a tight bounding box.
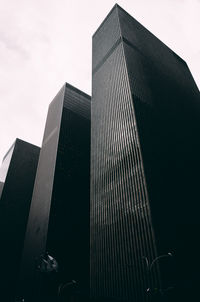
[18,83,91,302]
[0,138,40,302]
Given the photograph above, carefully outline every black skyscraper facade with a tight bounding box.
[0,139,40,302]
[91,4,200,302]
[18,83,91,302]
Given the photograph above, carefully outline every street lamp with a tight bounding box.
[149,253,173,271]
[143,252,174,298]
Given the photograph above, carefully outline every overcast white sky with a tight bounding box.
[0,0,199,161]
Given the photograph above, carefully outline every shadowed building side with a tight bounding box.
[0,139,40,302]
[17,83,91,302]
[117,6,200,301]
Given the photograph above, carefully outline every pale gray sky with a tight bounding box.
[0,0,200,161]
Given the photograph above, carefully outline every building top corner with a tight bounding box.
[65,82,91,101]
[2,140,16,162]
[92,4,120,39]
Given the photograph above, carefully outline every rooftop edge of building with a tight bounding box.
[92,3,119,38]
[92,3,187,66]
[65,82,91,100]
[2,141,16,162]
[2,138,40,162]
[48,82,91,109]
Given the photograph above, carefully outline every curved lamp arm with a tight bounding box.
[150,253,173,271]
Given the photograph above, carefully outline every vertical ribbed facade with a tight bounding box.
[91,4,200,302]
[91,6,158,302]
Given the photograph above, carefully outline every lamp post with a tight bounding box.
[143,252,174,300]
[149,253,173,272]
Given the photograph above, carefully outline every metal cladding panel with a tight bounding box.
[91,36,158,301]
[18,85,65,301]
[0,139,40,302]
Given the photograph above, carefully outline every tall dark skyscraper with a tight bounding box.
[91,4,200,302]
[18,83,91,302]
[0,139,40,302]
